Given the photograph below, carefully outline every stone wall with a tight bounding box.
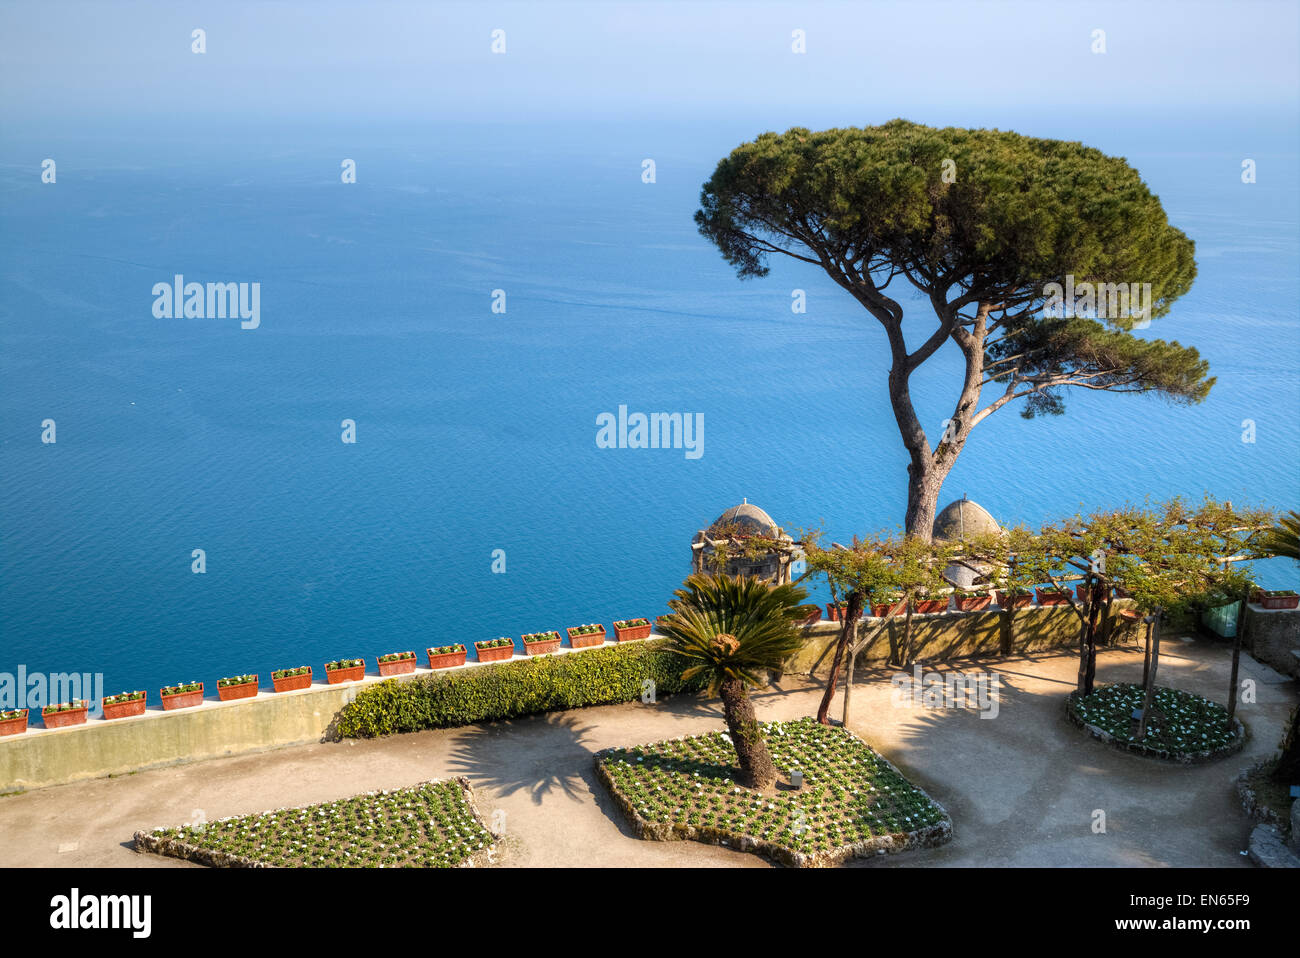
[0,675,373,793]
[1243,604,1300,678]
[784,601,1141,677]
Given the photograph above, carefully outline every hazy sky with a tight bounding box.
[2,0,1297,126]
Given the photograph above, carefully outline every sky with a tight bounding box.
[1,0,1297,129]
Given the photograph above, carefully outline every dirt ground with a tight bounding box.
[1,636,1293,868]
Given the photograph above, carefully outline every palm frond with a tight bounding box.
[658,572,808,693]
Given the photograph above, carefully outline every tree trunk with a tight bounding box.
[1227,600,1246,726]
[883,301,988,540]
[899,600,915,667]
[998,604,1013,656]
[904,470,944,541]
[1136,612,1162,742]
[816,591,862,724]
[842,644,859,727]
[1075,576,1092,694]
[718,678,777,790]
[1083,580,1104,695]
[1141,618,1152,688]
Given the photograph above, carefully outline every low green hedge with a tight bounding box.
[335,639,704,738]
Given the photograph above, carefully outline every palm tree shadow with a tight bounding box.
[446,712,601,806]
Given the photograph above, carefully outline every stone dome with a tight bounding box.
[932,496,1001,542]
[708,499,780,538]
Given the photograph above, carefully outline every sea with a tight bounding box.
[2,110,1297,697]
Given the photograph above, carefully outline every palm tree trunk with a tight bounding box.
[719,678,777,789]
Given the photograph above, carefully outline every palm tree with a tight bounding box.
[1259,510,1300,563]
[657,573,807,790]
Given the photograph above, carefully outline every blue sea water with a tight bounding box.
[1,112,1297,698]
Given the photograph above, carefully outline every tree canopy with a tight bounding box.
[697,119,1213,533]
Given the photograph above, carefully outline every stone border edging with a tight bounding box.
[1063,690,1246,765]
[1234,761,1288,828]
[593,725,953,868]
[132,776,496,869]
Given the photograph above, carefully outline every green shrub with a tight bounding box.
[335,639,705,738]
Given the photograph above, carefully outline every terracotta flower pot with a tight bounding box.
[427,647,468,669]
[476,641,514,663]
[325,662,366,684]
[996,591,1033,610]
[566,626,607,649]
[217,678,259,701]
[1075,584,1092,602]
[1257,591,1300,610]
[523,634,562,656]
[913,597,949,614]
[376,654,418,677]
[102,694,147,719]
[43,705,90,728]
[272,669,313,693]
[798,606,822,625]
[1035,588,1070,606]
[870,599,905,618]
[0,710,30,736]
[826,603,842,622]
[613,620,653,642]
[160,686,204,711]
[954,594,992,612]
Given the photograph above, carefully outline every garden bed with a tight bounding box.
[1064,683,1246,764]
[595,717,951,867]
[132,778,496,868]
[1235,759,1294,833]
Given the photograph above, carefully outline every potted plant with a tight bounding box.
[1035,586,1070,606]
[42,699,90,728]
[475,638,514,662]
[522,630,562,655]
[0,708,28,737]
[427,644,468,669]
[1254,589,1300,610]
[794,604,822,625]
[217,674,259,701]
[913,593,950,614]
[613,618,653,642]
[324,659,366,684]
[995,588,1034,610]
[954,589,992,612]
[869,595,905,618]
[377,651,418,677]
[566,623,607,649]
[102,690,147,720]
[159,682,204,711]
[271,666,313,693]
